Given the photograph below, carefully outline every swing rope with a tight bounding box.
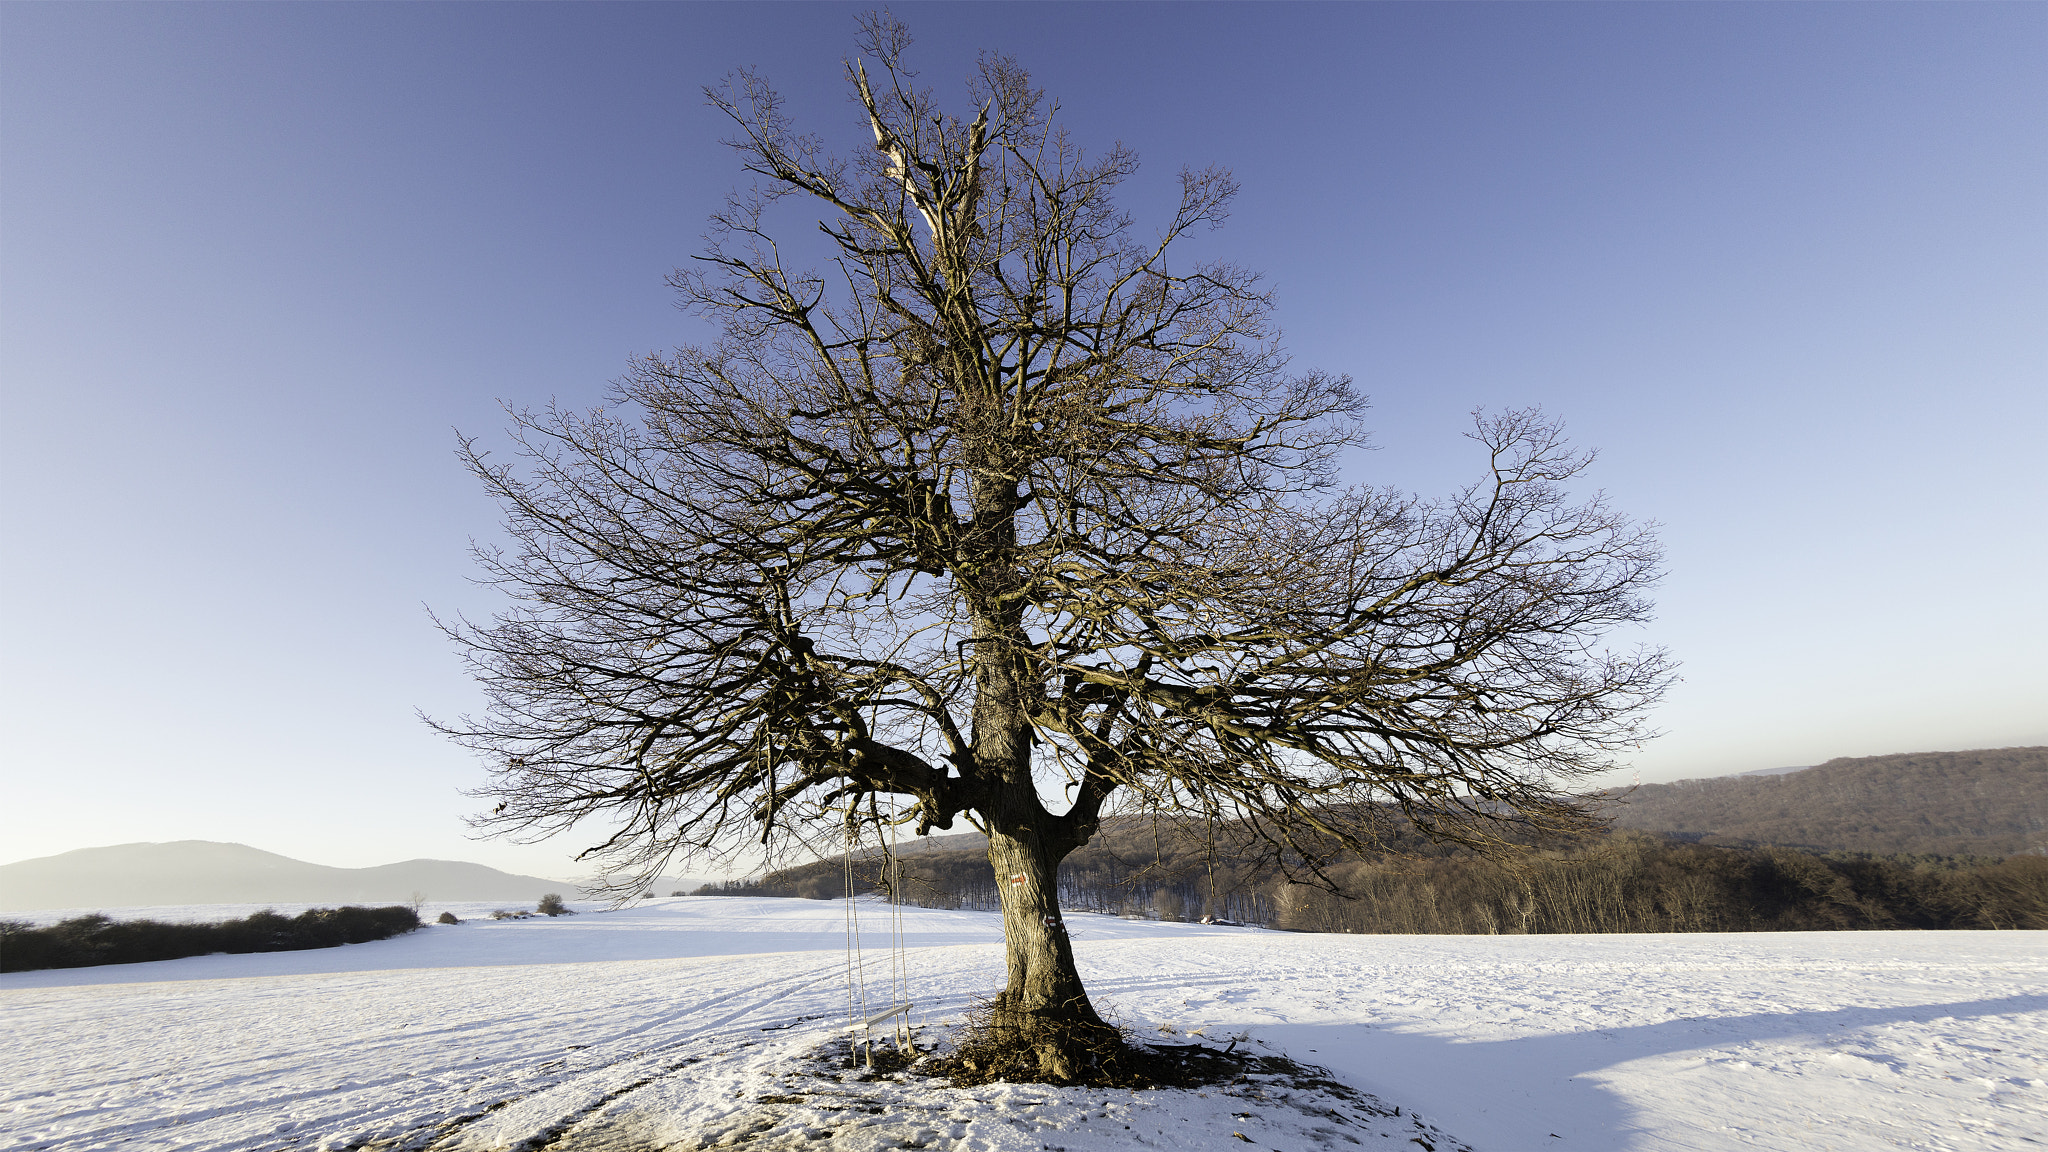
[843,797,915,1068]
[889,803,912,1052]
[844,806,870,1053]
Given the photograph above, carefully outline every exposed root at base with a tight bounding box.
[924,998,1144,1088]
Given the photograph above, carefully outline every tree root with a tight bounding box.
[925,997,1249,1089]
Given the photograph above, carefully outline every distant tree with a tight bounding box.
[536,893,570,916]
[1151,888,1185,922]
[440,15,1669,1082]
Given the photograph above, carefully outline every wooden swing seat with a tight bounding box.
[848,1001,914,1031]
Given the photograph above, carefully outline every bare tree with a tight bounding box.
[438,16,1670,1083]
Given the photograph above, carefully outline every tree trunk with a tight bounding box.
[956,468,1123,1081]
[982,819,1118,1082]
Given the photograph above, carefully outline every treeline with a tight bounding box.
[1268,836,2046,934]
[1604,746,2047,856]
[698,831,2048,934]
[0,905,420,972]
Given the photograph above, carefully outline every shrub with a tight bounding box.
[436,911,460,924]
[537,893,573,916]
[0,906,420,973]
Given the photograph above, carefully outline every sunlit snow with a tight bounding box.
[3,897,2041,1150]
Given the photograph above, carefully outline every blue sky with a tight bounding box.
[3,3,2041,878]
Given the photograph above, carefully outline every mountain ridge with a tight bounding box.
[0,840,573,912]
[1602,746,2045,856]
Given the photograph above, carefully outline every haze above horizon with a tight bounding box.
[3,4,2041,876]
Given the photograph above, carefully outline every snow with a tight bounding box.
[2,896,2043,1151]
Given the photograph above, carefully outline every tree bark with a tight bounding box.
[964,544,1120,1080]
[984,814,1115,1081]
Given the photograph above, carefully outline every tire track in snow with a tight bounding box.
[415,944,1008,1150]
[400,959,868,1151]
[3,952,859,1152]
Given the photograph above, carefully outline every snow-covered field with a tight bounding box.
[3,897,2042,1151]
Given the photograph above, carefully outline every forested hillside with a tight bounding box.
[1602,747,2046,855]
[696,747,2048,934]
[699,827,2046,933]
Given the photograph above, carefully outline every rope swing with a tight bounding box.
[843,798,914,1069]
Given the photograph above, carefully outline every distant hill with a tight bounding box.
[0,841,571,912]
[1604,747,2046,856]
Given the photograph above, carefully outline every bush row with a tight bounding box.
[0,905,420,972]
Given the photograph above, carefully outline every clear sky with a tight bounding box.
[4,3,2042,880]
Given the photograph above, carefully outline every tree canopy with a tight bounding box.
[438,14,1671,1081]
